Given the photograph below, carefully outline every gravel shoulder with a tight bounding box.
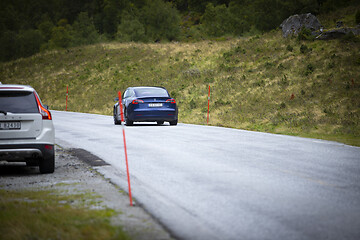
[0,145,174,240]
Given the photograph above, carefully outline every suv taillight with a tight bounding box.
[34,92,52,120]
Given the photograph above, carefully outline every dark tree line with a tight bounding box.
[0,0,356,61]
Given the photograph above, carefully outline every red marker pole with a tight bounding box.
[66,86,68,111]
[118,91,133,206]
[207,85,210,125]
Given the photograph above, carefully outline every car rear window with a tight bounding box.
[0,91,39,113]
[134,88,169,97]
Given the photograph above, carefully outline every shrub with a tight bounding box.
[279,74,289,86]
[300,44,311,54]
[189,99,196,109]
[305,64,315,75]
[297,27,314,41]
[356,10,360,25]
[279,102,286,109]
[183,68,201,78]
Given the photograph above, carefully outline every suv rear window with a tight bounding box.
[0,91,38,113]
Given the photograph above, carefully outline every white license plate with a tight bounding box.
[0,122,21,130]
[148,103,163,107]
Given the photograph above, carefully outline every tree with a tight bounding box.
[48,19,72,49]
[0,31,17,61]
[172,0,189,12]
[71,12,100,46]
[117,12,145,42]
[188,0,217,13]
[201,3,233,37]
[0,3,21,32]
[38,16,55,41]
[16,29,44,58]
[228,1,252,35]
[141,0,181,41]
[102,0,121,38]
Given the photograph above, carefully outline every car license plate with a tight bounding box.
[0,122,21,130]
[148,103,163,107]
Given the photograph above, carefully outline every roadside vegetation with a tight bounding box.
[1,0,358,62]
[0,189,130,240]
[0,1,359,146]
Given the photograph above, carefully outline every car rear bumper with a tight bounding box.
[129,108,178,122]
[0,144,54,162]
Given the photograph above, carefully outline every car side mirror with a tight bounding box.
[44,105,49,110]
[114,97,119,102]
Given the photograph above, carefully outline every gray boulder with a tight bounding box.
[280,13,321,37]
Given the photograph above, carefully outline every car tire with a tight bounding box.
[157,121,164,125]
[114,116,121,125]
[170,120,178,126]
[114,107,121,125]
[39,152,55,174]
[125,110,133,126]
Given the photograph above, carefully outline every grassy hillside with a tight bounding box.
[1,12,359,146]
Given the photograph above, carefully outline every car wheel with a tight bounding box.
[169,120,178,126]
[114,107,121,125]
[125,109,133,126]
[157,121,164,125]
[39,153,55,174]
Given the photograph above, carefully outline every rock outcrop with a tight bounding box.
[280,13,360,40]
[280,13,321,37]
[316,27,360,40]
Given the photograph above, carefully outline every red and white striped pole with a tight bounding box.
[118,91,133,206]
[66,86,68,111]
[207,85,210,125]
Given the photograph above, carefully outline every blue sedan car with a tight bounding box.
[114,86,178,126]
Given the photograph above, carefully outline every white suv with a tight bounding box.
[0,84,55,173]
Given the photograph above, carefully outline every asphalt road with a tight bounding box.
[52,111,360,240]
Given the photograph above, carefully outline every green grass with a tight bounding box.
[0,189,130,240]
[0,6,359,146]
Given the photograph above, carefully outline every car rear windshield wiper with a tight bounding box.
[0,110,7,115]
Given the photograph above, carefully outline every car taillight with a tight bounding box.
[166,99,176,104]
[45,145,53,150]
[34,92,52,120]
[132,99,144,104]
